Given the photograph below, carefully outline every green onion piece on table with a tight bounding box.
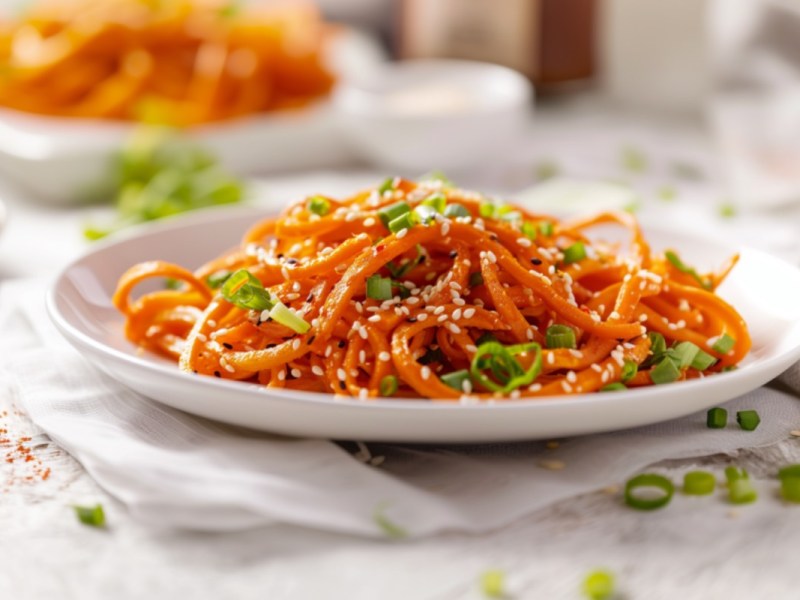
[725,466,757,504]
[736,410,760,431]
[545,324,577,349]
[373,504,408,539]
[778,466,800,503]
[624,473,674,510]
[480,570,506,598]
[706,407,728,429]
[74,504,106,528]
[683,471,716,495]
[582,569,615,600]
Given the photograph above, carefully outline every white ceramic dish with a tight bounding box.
[47,207,800,443]
[332,59,534,172]
[0,28,384,205]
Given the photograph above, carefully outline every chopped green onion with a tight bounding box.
[412,204,438,224]
[420,193,446,213]
[649,357,681,385]
[667,341,700,369]
[539,221,554,236]
[778,465,800,479]
[444,203,470,218]
[164,277,181,290]
[441,370,471,392]
[657,185,677,201]
[206,270,232,289]
[642,331,667,368]
[711,333,736,354]
[221,269,273,312]
[499,210,522,223]
[601,383,627,392]
[718,202,737,219]
[780,476,800,503]
[706,407,728,429]
[478,202,496,219]
[378,177,397,195]
[74,504,106,528]
[366,275,393,301]
[736,410,760,431]
[545,324,576,349]
[581,569,615,600]
[725,467,757,504]
[621,146,647,173]
[373,504,407,539]
[683,471,716,495]
[480,570,505,598]
[534,160,560,181]
[469,272,484,287]
[521,221,538,240]
[621,359,638,383]
[664,250,711,290]
[624,473,674,510]
[388,212,417,233]
[562,241,587,265]
[379,375,398,397]
[378,201,410,227]
[470,341,542,393]
[269,301,310,334]
[691,348,717,371]
[307,195,330,216]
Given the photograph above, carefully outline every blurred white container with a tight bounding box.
[332,59,534,172]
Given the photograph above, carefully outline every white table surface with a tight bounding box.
[3,108,800,599]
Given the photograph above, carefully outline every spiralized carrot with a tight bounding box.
[113,177,751,401]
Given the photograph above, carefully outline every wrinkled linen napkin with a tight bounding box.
[3,279,800,538]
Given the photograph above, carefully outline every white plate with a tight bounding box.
[47,207,800,442]
[0,28,385,204]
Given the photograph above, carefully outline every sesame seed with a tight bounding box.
[453,297,466,306]
[441,221,451,236]
[396,228,408,239]
[291,368,302,378]
[466,344,477,353]
[434,306,445,315]
[517,237,532,247]
[526,328,534,341]
[561,381,573,393]
[312,365,324,376]
[277,369,286,381]
[281,266,290,279]
[566,371,577,383]
[421,366,431,380]
[358,388,369,400]
[196,333,207,343]
[462,379,473,394]
[449,281,462,291]
[358,327,368,340]
[417,313,428,322]
[547,353,555,365]
[337,368,346,381]
[448,323,462,334]
[368,315,381,323]
[363,217,376,227]
[538,459,566,471]
[437,314,448,323]
[292,338,301,350]
[528,383,542,392]
[463,308,476,319]
[452,308,462,320]
[325,345,332,357]
[378,351,391,362]
[359,350,366,364]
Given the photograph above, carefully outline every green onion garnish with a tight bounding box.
[581,569,615,600]
[478,202,496,219]
[469,272,484,287]
[444,203,470,218]
[521,221,538,240]
[412,204,438,225]
[718,202,737,219]
[366,275,393,301]
[379,375,398,397]
[706,407,727,429]
[539,222,554,236]
[600,383,627,392]
[545,324,577,349]
[221,269,274,312]
[664,250,711,290]
[480,570,506,598]
[499,210,522,223]
[624,473,674,510]
[470,341,543,393]
[649,357,680,385]
[164,277,181,290]
[690,348,717,371]
[420,193,446,213]
[441,370,471,392]
[725,467,757,504]
[378,201,410,227]
[388,212,418,233]
[373,504,407,539]
[378,177,397,195]
[736,410,760,431]
[621,359,638,383]
[307,195,331,216]
[645,331,667,365]
[778,465,800,503]
[562,241,587,265]
[657,185,677,201]
[269,301,311,334]
[206,270,232,289]
[683,471,716,495]
[666,341,700,369]
[74,503,106,528]
[711,333,736,354]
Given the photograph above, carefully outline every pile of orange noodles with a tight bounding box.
[0,0,335,124]
[113,177,751,401]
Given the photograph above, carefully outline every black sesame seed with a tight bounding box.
[490,235,499,242]
[286,258,298,265]
[222,342,233,350]
[338,340,346,348]
[306,293,315,303]
[531,258,542,265]
[192,370,198,374]
[448,251,458,258]
[307,335,316,345]
[406,317,417,323]
[214,371,221,378]
[339,381,346,390]
[266,343,277,349]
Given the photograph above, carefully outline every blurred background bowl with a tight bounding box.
[332,59,534,173]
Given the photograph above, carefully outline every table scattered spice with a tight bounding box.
[1,408,55,492]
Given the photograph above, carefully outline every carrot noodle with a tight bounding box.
[113,178,751,401]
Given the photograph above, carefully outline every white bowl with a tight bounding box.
[332,59,534,172]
